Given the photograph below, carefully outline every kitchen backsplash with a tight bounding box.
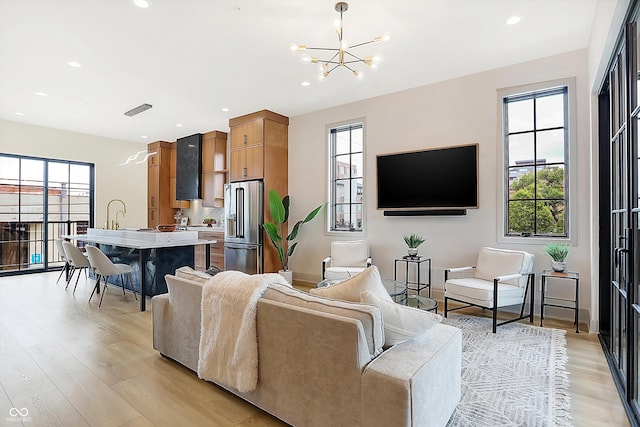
[178,199,224,226]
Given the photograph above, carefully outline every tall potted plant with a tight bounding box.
[263,189,325,283]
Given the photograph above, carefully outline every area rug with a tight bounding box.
[442,315,572,427]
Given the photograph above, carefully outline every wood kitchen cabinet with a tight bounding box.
[201,130,227,207]
[229,110,289,273]
[169,142,190,209]
[194,231,224,271]
[147,141,176,228]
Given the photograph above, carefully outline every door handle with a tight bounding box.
[243,134,247,145]
[243,167,247,177]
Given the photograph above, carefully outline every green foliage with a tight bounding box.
[403,233,425,248]
[263,189,325,271]
[544,243,569,262]
[508,168,565,235]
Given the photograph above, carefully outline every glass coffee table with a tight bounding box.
[406,294,438,313]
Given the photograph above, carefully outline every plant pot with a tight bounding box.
[551,261,566,272]
[278,269,293,284]
[407,248,418,257]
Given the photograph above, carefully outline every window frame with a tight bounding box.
[497,78,578,245]
[326,119,366,236]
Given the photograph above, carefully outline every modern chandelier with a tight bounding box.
[289,2,390,81]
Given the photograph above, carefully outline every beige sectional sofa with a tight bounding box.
[152,273,462,427]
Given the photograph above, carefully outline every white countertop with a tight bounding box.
[65,228,217,249]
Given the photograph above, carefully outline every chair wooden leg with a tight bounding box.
[56,264,66,284]
[130,273,137,301]
[120,274,126,297]
[89,274,101,302]
[73,267,82,294]
[99,276,108,307]
[65,267,76,289]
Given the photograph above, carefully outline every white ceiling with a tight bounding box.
[0,0,598,145]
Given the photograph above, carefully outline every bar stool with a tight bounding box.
[85,245,136,307]
[62,241,91,293]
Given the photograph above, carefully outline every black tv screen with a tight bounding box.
[377,144,478,210]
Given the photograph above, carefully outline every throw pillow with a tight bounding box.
[175,266,213,284]
[309,265,393,303]
[360,290,442,347]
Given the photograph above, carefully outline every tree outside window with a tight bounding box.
[504,87,568,237]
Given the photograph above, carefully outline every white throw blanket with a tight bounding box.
[197,270,290,392]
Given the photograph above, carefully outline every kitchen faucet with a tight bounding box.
[106,199,126,229]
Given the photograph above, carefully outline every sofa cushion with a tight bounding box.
[310,266,392,303]
[445,277,526,307]
[263,282,385,356]
[175,266,212,284]
[360,290,442,347]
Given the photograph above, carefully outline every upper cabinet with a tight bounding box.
[201,130,227,207]
[147,141,175,228]
[229,110,288,183]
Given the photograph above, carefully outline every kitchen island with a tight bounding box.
[65,228,216,311]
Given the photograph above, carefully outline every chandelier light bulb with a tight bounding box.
[373,53,383,63]
[301,54,312,64]
[354,70,364,80]
[333,18,342,29]
[340,39,349,51]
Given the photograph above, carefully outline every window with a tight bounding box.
[503,86,569,237]
[0,154,94,273]
[328,123,364,232]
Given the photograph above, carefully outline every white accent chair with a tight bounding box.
[54,239,70,284]
[321,240,372,280]
[86,245,136,307]
[444,247,535,333]
[62,241,91,293]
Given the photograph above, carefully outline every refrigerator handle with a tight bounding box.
[236,187,244,238]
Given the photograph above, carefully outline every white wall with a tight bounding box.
[0,120,147,229]
[288,49,592,325]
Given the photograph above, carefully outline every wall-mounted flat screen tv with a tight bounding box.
[376,144,478,211]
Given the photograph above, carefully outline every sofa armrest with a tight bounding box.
[151,274,205,371]
[444,265,475,282]
[322,256,331,279]
[362,324,462,427]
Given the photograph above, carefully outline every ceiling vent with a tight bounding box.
[124,103,153,117]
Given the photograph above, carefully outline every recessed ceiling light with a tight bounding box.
[301,81,311,87]
[176,123,183,127]
[15,112,24,116]
[66,61,82,68]
[141,135,148,139]
[506,15,522,25]
[221,107,230,112]
[34,92,48,97]
[133,0,149,8]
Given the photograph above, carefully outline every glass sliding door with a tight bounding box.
[599,8,640,425]
[0,154,94,274]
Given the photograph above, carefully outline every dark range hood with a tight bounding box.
[176,133,202,200]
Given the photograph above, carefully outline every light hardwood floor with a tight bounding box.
[0,272,630,426]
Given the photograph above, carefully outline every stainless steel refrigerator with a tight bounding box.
[224,180,263,274]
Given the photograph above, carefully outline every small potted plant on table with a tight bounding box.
[544,243,569,272]
[403,233,425,258]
